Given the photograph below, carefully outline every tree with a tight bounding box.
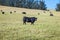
[18,0,27,8]
[0,0,5,5]
[56,3,60,11]
[26,0,34,9]
[39,0,47,10]
[0,0,2,5]
[31,1,39,9]
[0,0,47,10]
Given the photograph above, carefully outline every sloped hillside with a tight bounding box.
[0,5,60,40]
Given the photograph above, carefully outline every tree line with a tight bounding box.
[0,0,47,10]
[0,0,60,11]
[56,1,60,11]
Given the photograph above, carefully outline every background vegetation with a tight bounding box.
[0,0,47,10]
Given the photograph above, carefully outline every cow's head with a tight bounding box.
[35,18,37,21]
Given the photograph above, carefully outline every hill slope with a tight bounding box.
[0,5,60,40]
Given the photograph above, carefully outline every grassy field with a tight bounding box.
[0,6,60,40]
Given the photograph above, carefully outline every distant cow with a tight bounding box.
[38,13,40,15]
[50,13,54,16]
[43,11,46,13]
[10,11,12,14]
[22,12,26,14]
[0,10,2,12]
[2,12,5,14]
[23,16,37,25]
[50,12,54,16]
[14,11,16,13]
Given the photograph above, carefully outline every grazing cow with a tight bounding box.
[43,11,46,13]
[10,11,12,14]
[50,12,54,16]
[14,11,16,13]
[22,12,26,14]
[50,13,54,16]
[2,12,5,14]
[23,16,37,25]
[38,13,40,15]
[0,10,2,12]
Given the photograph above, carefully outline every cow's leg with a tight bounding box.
[23,22,26,25]
[31,22,34,25]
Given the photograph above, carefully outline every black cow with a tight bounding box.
[50,12,54,16]
[2,12,5,14]
[23,16,37,25]
[38,13,40,15]
[14,11,16,13]
[0,10,2,12]
[50,13,54,16]
[10,11,12,14]
[22,12,26,14]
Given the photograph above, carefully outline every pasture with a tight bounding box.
[0,6,60,40]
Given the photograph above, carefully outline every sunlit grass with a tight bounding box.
[0,6,60,40]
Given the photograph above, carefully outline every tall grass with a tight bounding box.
[0,10,60,40]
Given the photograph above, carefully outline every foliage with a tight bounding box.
[39,0,47,10]
[0,0,47,10]
[56,3,60,11]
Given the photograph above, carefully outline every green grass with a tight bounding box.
[0,11,60,40]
